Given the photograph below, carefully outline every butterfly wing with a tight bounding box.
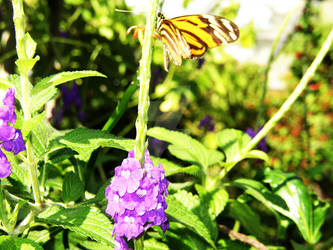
[169,14,239,58]
[159,19,192,70]
[157,13,239,70]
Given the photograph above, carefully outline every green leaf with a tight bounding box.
[47,148,78,164]
[30,70,105,113]
[227,200,264,239]
[102,83,138,132]
[36,206,114,246]
[195,185,229,219]
[62,172,84,202]
[166,192,216,247]
[32,70,106,94]
[57,128,135,161]
[229,178,288,214]
[148,127,224,168]
[20,112,46,139]
[30,87,58,113]
[24,33,37,59]
[245,149,269,162]
[312,202,329,243]
[31,119,50,158]
[15,57,39,74]
[217,128,251,164]
[0,75,26,105]
[151,156,200,177]
[0,236,16,249]
[229,178,290,239]
[0,76,13,89]
[27,230,51,244]
[144,238,169,250]
[82,181,109,205]
[0,236,43,250]
[264,169,328,244]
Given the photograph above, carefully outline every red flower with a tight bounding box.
[308,82,320,91]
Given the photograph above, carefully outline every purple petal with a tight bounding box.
[3,88,15,106]
[0,150,11,178]
[1,129,26,155]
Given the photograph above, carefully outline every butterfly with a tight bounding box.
[127,13,240,71]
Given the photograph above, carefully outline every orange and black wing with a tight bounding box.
[157,13,239,71]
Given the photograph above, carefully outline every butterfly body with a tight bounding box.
[157,13,239,71]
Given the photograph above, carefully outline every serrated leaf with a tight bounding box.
[58,128,135,161]
[151,156,200,177]
[32,70,106,94]
[217,129,251,164]
[166,192,215,247]
[227,200,264,239]
[148,127,224,168]
[36,206,114,246]
[62,172,84,202]
[264,169,328,244]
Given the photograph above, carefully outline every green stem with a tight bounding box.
[242,28,333,155]
[133,0,158,249]
[12,0,42,206]
[134,0,159,166]
[12,0,30,119]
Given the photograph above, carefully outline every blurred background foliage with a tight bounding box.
[0,0,332,246]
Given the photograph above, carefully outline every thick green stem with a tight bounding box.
[134,0,159,166]
[133,0,158,249]
[243,28,333,155]
[12,0,41,206]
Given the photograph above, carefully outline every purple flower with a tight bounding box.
[114,236,130,250]
[246,126,267,152]
[149,138,167,157]
[61,83,82,109]
[0,88,26,178]
[0,150,11,178]
[198,115,214,131]
[53,82,84,124]
[105,149,169,249]
[197,58,205,69]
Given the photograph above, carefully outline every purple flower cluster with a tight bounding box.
[105,150,169,250]
[246,126,268,152]
[0,88,26,178]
